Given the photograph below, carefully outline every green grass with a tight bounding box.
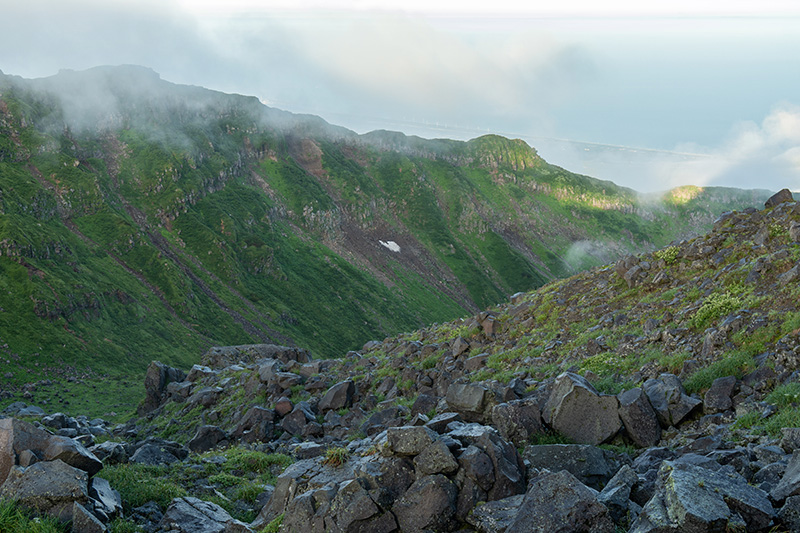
[0,499,66,533]
[683,350,755,394]
[97,464,188,511]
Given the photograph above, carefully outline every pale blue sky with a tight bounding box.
[2,0,799,192]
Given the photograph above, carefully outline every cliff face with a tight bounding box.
[0,66,771,414]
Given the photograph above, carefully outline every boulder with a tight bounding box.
[186,364,215,382]
[466,494,524,533]
[281,402,316,436]
[703,375,736,414]
[491,398,543,447]
[448,424,526,501]
[43,435,103,477]
[139,361,186,414]
[772,449,800,504]
[392,474,458,532]
[617,388,661,448]
[459,445,495,491]
[642,373,701,427]
[318,380,355,412]
[413,440,459,476]
[187,425,228,453]
[158,496,252,532]
[202,344,310,368]
[0,459,90,522]
[631,460,774,532]
[446,383,490,421]
[765,188,794,208]
[597,464,638,523]
[232,406,276,442]
[130,444,181,466]
[410,393,438,417]
[90,477,123,520]
[0,417,54,483]
[778,495,800,532]
[387,426,438,456]
[543,372,621,445]
[522,444,630,491]
[72,501,106,533]
[506,469,615,533]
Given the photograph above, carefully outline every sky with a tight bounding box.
[1,0,800,193]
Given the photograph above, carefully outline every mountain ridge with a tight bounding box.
[0,65,773,416]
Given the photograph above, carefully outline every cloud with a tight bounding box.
[534,104,800,194]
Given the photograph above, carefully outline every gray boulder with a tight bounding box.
[618,388,661,448]
[387,425,438,456]
[523,444,630,491]
[414,440,458,476]
[703,375,736,414]
[232,406,276,443]
[778,495,800,532]
[643,373,701,427]
[491,398,543,447]
[188,425,228,453]
[506,469,615,533]
[281,402,316,436]
[43,435,103,477]
[158,496,252,532]
[631,460,774,532]
[543,372,621,445]
[90,477,123,520]
[72,501,106,533]
[765,188,794,208]
[466,494,524,533]
[130,444,181,466]
[448,424,526,501]
[597,464,638,523]
[772,449,800,504]
[139,360,186,414]
[446,383,490,422]
[318,380,355,412]
[392,474,458,532]
[0,459,90,522]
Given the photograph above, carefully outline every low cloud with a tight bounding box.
[535,104,800,194]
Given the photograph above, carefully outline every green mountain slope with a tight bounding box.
[0,66,771,416]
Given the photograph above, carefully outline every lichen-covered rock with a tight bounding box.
[543,372,621,445]
[522,444,630,491]
[387,425,438,456]
[643,373,701,427]
[631,460,773,532]
[318,380,355,412]
[392,474,458,532]
[467,494,524,533]
[446,383,490,421]
[0,459,90,522]
[491,398,543,447]
[187,425,228,453]
[617,388,661,448]
[703,375,736,414]
[158,496,252,532]
[506,469,615,533]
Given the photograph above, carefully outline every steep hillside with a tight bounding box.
[0,65,770,416]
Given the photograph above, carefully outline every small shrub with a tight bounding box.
[209,473,242,488]
[732,411,760,430]
[769,223,787,238]
[322,447,350,467]
[421,354,439,369]
[690,292,742,330]
[655,246,680,265]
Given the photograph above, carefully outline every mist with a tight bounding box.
[2,1,799,194]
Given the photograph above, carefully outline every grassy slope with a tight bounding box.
[0,67,771,418]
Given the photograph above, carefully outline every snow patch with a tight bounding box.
[379,240,401,253]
